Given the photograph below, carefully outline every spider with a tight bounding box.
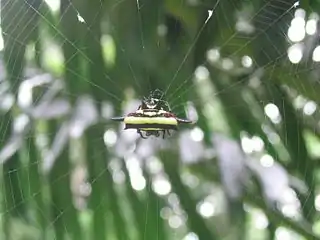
[111,89,192,139]
[140,89,171,111]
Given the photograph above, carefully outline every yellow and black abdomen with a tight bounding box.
[124,116,178,130]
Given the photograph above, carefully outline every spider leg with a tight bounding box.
[159,100,171,112]
[167,130,171,136]
[162,130,166,139]
[137,129,147,139]
[165,102,171,112]
[111,116,125,121]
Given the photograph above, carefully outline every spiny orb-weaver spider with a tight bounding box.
[111,89,193,139]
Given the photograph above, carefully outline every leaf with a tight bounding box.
[1,1,42,235]
[0,82,14,114]
[251,0,296,67]
[43,121,69,173]
[212,134,248,199]
[43,95,99,172]
[246,157,290,204]
[0,115,31,164]
[31,98,70,119]
[142,167,170,240]
[211,133,248,240]
[17,74,71,119]
[245,191,320,240]
[179,130,207,163]
[160,151,219,240]
[267,83,316,221]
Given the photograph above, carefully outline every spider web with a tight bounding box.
[1,0,320,240]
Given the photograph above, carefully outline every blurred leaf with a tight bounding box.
[245,187,320,240]
[85,123,110,240]
[69,96,99,137]
[23,131,47,239]
[208,71,281,163]
[122,160,146,240]
[77,1,119,239]
[212,134,248,199]
[32,98,70,119]
[2,1,320,240]
[43,121,69,173]
[179,130,207,164]
[212,134,247,240]
[252,0,296,67]
[48,132,82,240]
[247,157,290,205]
[274,66,320,104]
[0,115,31,164]
[160,151,218,240]
[142,167,170,240]
[267,83,316,222]
[1,2,42,237]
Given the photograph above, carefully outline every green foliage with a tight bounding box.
[2,0,320,240]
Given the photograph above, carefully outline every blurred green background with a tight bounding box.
[2,0,320,239]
